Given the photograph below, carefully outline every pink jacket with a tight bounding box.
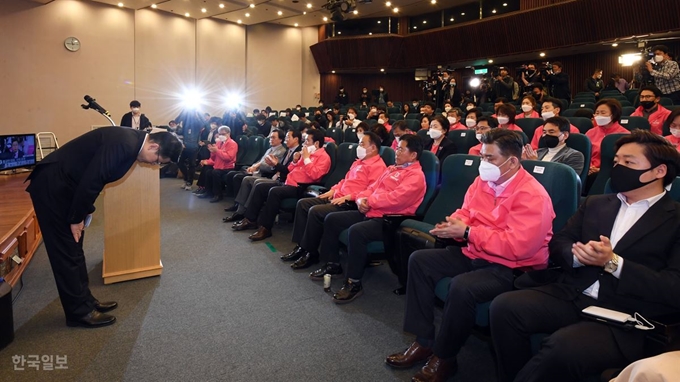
[631,105,672,135]
[390,131,415,151]
[516,110,541,119]
[331,155,387,200]
[356,161,426,218]
[585,122,630,168]
[469,143,482,156]
[452,168,554,269]
[501,124,523,132]
[664,135,680,152]
[205,138,238,170]
[285,147,331,187]
[449,122,467,131]
[530,124,581,150]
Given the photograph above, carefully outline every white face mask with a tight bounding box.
[394,136,401,145]
[671,129,680,138]
[654,55,664,63]
[478,157,511,182]
[475,133,483,142]
[348,113,356,120]
[594,115,612,126]
[541,111,555,120]
[447,116,456,125]
[306,145,317,155]
[427,129,443,139]
[217,135,227,142]
[521,104,534,113]
[466,105,474,111]
[302,133,308,141]
[356,146,367,160]
[377,118,385,124]
[465,118,476,128]
[356,132,364,141]
[132,107,140,113]
[444,106,452,112]
[497,116,510,125]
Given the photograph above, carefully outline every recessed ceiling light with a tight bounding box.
[277,10,282,15]
[539,52,546,57]
[488,59,493,63]
[386,1,391,6]
[369,32,372,35]
[245,13,250,17]
[393,7,399,12]
[492,9,496,13]
[413,26,417,29]
[323,16,328,21]
[353,10,358,14]
[423,20,426,24]
[303,11,307,14]
[201,8,207,13]
[294,23,298,27]
[151,4,157,9]
[338,31,342,34]
[237,19,242,24]
[332,70,336,73]
[185,12,190,17]
[612,43,619,47]
[307,3,312,8]
[377,20,381,24]
[431,0,436,3]
[117,2,123,7]
[249,3,255,8]
[380,68,385,72]
[503,2,507,6]
[219,4,225,8]
[450,18,453,21]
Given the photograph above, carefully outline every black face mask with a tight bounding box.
[539,135,561,149]
[640,100,656,110]
[610,164,656,193]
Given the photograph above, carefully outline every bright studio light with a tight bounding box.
[619,53,642,67]
[225,93,242,107]
[182,90,203,109]
[469,78,481,88]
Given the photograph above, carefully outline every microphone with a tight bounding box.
[81,95,111,117]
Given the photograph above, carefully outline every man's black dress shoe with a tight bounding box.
[281,245,305,262]
[309,262,343,280]
[332,279,363,304]
[66,310,116,328]
[223,213,244,223]
[224,204,238,212]
[94,300,118,313]
[291,252,319,270]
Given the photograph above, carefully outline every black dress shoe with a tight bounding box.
[209,196,223,203]
[291,252,319,270]
[233,218,257,231]
[280,245,305,262]
[309,262,343,280]
[224,204,238,212]
[223,213,244,223]
[66,310,116,328]
[94,300,118,313]
[332,279,363,304]
[249,227,272,241]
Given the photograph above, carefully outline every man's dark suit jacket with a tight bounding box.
[273,144,303,183]
[120,112,152,130]
[26,127,147,225]
[529,193,680,360]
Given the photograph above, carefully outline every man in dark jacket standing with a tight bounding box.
[26,127,182,328]
[120,100,152,130]
[547,62,572,103]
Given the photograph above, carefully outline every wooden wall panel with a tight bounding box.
[520,0,570,11]
[320,73,424,106]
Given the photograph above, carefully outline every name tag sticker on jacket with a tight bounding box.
[461,132,467,136]
[349,145,354,149]
[465,159,473,166]
[621,119,629,124]
[533,166,545,174]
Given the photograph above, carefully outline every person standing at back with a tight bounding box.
[120,100,152,130]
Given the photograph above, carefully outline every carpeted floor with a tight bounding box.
[1,178,496,382]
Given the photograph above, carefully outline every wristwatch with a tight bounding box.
[603,253,620,274]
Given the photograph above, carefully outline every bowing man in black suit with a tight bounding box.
[26,127,182,328]
[120,100,152,130]
[490,130,680,382]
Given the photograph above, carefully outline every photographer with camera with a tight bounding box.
[520,63,543,94]
[646,45,680,105]
[493,68,515,101]
[546,62,571,103]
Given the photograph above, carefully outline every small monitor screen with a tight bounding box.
[0,134,37,171]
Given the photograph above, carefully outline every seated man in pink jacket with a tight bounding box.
[199,126,238,203]
[385,129,555,382]
[243,129,332,241]
[317,134,427,304]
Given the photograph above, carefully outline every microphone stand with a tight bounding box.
[81,96,115,126]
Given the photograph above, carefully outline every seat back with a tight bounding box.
[566,117,593,134]
[379,146,396,166]
[235,135,249,164]
[406,113,419,120]
[405,119,421,132]
[522,160,580,232]
[327,127,344,144]
[416,151,440,216]
[564,133,591,188]
[562,108,593,118]
[660,97,674,107]
[621,106,635,116]
[319,142,338,187]
[238,135,265,166]
[448,129,478,154]
[357,111,368,120]
[320,142,351,188]
[515,118,544,142]
[422,155,480,225]
[389,113,404,121]
[619,116,651,131]
[589,133,628,195]
[417,129,429,140]
[568,101,595,110]
[290,121,301,130]
[365,119,378,128]
[343,127,359,143]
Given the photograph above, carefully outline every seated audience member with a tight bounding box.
[283,132,387,269]
[517,95,540,119]
[298,113,312,126]
[367,104,380,120]
[420,115,431,131]
[663,108,680,152]
[419,102,436,120]
[340,107,362,130]
[464,100,477,112]
[386,129,554,381]
[359,87,371,104]
[401,103,412,119]
[223,130,287,212]
[586,99,630,180]
[323,111,336,130]
[447,108,467,131]
[197,126,238,203]
[531,84,546,104]
[371,124,391,147]
[391,121,415,151]
[378,112,392,132]
[584,68,604,97]
[493,97,509,117]
[411,99,421,111]
[316,135,427,303]
[235,130,332,241]
[193,118,221,195]
[465,108,483,129]
[425,115,457,163]
[491,130,680,382]
[611,351,680,382]
[613,73,630,94]
[255,114,272,136]
[530,97,582,150]
[631,85,672,135]
[496,103,523,131]
[224,130,302,222]
[469,116,498,156]
[522,117,585,175]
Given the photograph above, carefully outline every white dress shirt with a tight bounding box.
[541,144,565,162]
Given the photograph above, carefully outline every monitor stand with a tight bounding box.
[0,168,32,176]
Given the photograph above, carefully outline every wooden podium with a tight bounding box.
[102,163,162,284]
